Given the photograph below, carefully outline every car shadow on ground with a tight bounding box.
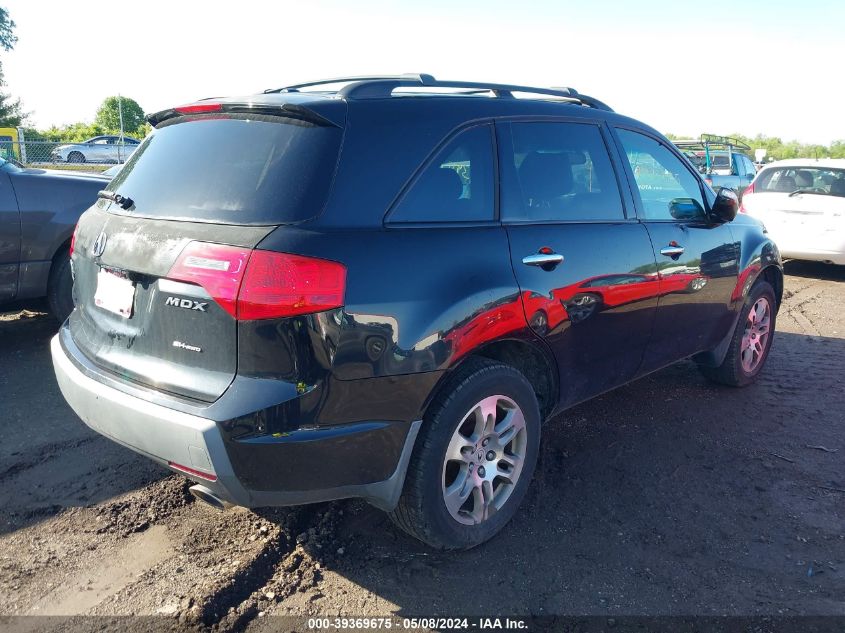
[0,308,167,535]
[296,330,845,615]
[783,260,845,282]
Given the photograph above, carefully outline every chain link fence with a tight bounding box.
[0,138,138,172]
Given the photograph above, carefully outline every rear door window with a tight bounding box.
[499,121,624,222]
[107,115,344,225]
[389,124,494,223]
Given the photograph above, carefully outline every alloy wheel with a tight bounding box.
[741,296,771,373]
[441,395,527,526]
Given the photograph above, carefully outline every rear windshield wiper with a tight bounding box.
[98,190,134,210]
[788,189,825,197]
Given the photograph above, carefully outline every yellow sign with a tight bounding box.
[0,127,20,160]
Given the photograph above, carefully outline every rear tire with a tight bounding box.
[47,250,74,323]
[698,280,776,387]
[389,357,540,549]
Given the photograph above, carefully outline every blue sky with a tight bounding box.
[4,0,844,144]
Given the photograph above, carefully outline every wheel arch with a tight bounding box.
[759,264,783,310]
[47,234,73,283]
[696,259,782,369]
[420,335,559,422]
[51,235,72,265]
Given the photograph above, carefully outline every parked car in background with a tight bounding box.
[52,74,782,550]
[740,159,845,265]
[674,135,756,195]
[51,135,141,164]
[0,157,109,320]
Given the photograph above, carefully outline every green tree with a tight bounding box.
[38,122,104,143]
[0,7,17,52]
[95,96,145,136]
[829,141,845,159]
[666,132,845,162]
[0,69,24,126]
[0,7,23,127]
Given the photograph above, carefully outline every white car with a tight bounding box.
[740,159,845,265]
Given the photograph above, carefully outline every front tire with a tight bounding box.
[698,280,776,387]
[390,358,540,549]
[67,151,85,164]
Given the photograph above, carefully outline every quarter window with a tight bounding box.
[616,129,706,221]
[390,125,494,223]
[500,121,624,222]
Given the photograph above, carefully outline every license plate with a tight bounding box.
[94,268,135,318]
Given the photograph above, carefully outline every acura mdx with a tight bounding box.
[51,74,782,549]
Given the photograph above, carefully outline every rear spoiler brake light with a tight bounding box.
[147,102,339,128]
[174,103,223,115]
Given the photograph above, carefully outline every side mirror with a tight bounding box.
[710,188,738,223]
[669,197,705,221]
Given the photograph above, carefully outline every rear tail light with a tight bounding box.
[739,183,755,213]
[239,250,346,320]
[167,243,250,317]
[704,177,713,187]
[167,242,346,320]
[69,223,79,256]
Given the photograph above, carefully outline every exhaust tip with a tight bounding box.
[189,484,233,511]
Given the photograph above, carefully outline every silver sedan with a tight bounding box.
[51,135,140,164]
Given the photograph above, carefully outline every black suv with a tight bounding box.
[51,75,782,549]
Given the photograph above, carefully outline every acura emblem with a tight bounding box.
[91,231,107,257]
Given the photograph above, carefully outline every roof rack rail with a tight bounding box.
[265,74,431,93]
[265,74,613,111]
[673,134,751,151]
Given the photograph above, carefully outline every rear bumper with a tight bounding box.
[50,332,421,510]
[778,248,845,266]
[758,225,845,265]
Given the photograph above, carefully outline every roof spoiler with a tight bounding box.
[146,101,340,128]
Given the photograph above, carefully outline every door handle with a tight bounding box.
[522,251,564,267]
[660,245,685,257]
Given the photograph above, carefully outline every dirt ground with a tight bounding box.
[0,261,843,631]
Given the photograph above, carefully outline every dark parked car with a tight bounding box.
[0,158,109,320]
[51,75,782,549]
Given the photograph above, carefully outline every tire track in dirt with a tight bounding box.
[0,437,100,483]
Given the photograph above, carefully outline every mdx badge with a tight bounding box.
[165,296,208,312]
[91,231,107,257]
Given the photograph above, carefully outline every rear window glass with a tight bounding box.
[107,115,343,224]
[756,167,845,197]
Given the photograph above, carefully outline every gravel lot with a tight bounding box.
[0,262,843,630]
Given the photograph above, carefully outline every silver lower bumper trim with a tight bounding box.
[51,333,421,510]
